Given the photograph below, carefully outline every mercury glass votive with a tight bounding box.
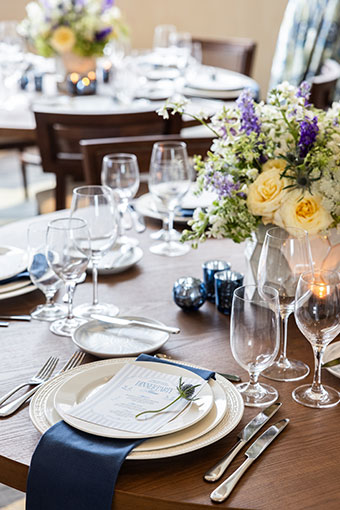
[214,270,244,315]
[173,277,207,311]
[202,260,231,302]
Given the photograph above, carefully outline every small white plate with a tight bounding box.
[185,67,246,91]
[134,193,191,224]
[88,246,143,275]
[72,316,169,358]
[324,341,340,379]
[53,360,213,439]
[0,246,27,282]
[0,278,32,295]
[0,283,37,301]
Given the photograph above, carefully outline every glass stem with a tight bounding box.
[65,281,76,321]
[45,292,55,307]
[310,344,326,395]
[248,371,260,389]
[278,313,290,366]
[92,261,99,306]
[167,210,175,243]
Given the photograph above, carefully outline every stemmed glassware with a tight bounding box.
[293,270,340,408]
[101,153,140,246]
[230,285,280,407]
[46,218,91,337]
[148,141,192,257]
[27,222,66,321]
[257,226,312,381]
[71,185,119,319]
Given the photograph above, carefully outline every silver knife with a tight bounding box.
[210,418,289,503]
[0,321,9,327]
[322,357,340,368]
[204,401,282,482]
[91,314,180,334]
[0,315,31,321]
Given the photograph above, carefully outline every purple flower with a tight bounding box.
[298,116,319,158]
[102,0,114,10]
[95,27,112,41]
[236,89,261,135]
[296,81,311,105]
[204,170,240,199]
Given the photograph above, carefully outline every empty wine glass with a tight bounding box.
[153,24,177,50]
[293,270,340,408]
[230,285,280,407]
[148,141,192,257]
[257,226,312,381]
[101,153,140,246]
[71,185,119,319]
[27,222,66,321]
[46,218,91,337]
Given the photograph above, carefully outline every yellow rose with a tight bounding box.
[50,26,76,54]
[273,190,333,235]
[247,162,289,218]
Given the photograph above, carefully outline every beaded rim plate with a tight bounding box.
[29,358,244,459]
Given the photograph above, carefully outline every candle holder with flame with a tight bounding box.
[67,71,97,96]
[293,270,340,408]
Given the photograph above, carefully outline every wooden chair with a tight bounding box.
[80,133,213,195]
[309,59,340,110]
[192,36,256,77]
[33,109,182,210]
[0,137,36,199]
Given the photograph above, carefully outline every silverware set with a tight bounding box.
[0,351,85,417]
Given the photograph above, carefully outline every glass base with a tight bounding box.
[150,228,181,241]
[292,384,340,408]
[235,381,279,407]
[31,303,67,322]
[117,235,139,246]
[73,302,119,320]
[261,358,310,382]
[49,316,87,337]
[150,240,190,257]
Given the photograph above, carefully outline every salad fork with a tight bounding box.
[0,351,86,417]
[0,356,59,406]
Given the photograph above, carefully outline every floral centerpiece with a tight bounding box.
[18,0,128,58]
[158,82,340,245]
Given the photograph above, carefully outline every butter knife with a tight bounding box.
[91,314,180,334]
[0,315,31,321]
[204,401,282,482]
[210,418,289,503]
[322,357,340,368]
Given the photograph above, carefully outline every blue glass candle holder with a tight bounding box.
[214,270,244,315]
[173,277,207,311]
[202,260,231,302]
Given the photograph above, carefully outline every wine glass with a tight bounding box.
[293,270,340,408]
[148,141,192,257]
[257,226,312,381]
[101,153,140,246]
[71,185,119,319]
[46,218,91,337]
[27,222,66,321]
[230,284,280,407]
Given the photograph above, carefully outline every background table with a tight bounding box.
[0,213,339,509]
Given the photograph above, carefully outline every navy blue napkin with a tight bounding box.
[26,354,215,510]
[0,271,30,286]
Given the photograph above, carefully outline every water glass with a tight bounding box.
[214,270,244,315]
[27,222,66,321]
[202,260,231,302]
[293,270,340,408]
[230,285,280,407]
[46,218,91,337]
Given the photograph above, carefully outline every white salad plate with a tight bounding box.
[324,341,340,379]
[185,67,247,92]
[53,360,213,439]
[72,317,169,358]
[0,246,27,282]
[0,283,37,301]
[87,246,143,275]
[0,278,32,295]
[30,358,244,459]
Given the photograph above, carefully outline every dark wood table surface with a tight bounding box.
[0,213,339,510]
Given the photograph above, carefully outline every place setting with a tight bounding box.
[0,245,36,301]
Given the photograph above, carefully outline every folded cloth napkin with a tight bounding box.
[26,353,215,510]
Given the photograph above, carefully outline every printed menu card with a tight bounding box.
[69,364,204,434]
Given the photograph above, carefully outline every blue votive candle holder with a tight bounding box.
[173,277,207,311]
[214,270,244,315]
[202,260,231,302]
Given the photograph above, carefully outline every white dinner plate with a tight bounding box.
[182,85,244,100]
[88,246,143,275]
[72,317,169,358]
[324,341,340,379]
[134,193,190,224]
[29,358,244,459]
[0,283,37,301]
[0,278,32,295]
[185,67,246,92]
[0,246,27,282]
[53,360,213,439]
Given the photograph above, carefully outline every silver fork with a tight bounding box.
[0,351,86,417]
[0,356,59,406]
